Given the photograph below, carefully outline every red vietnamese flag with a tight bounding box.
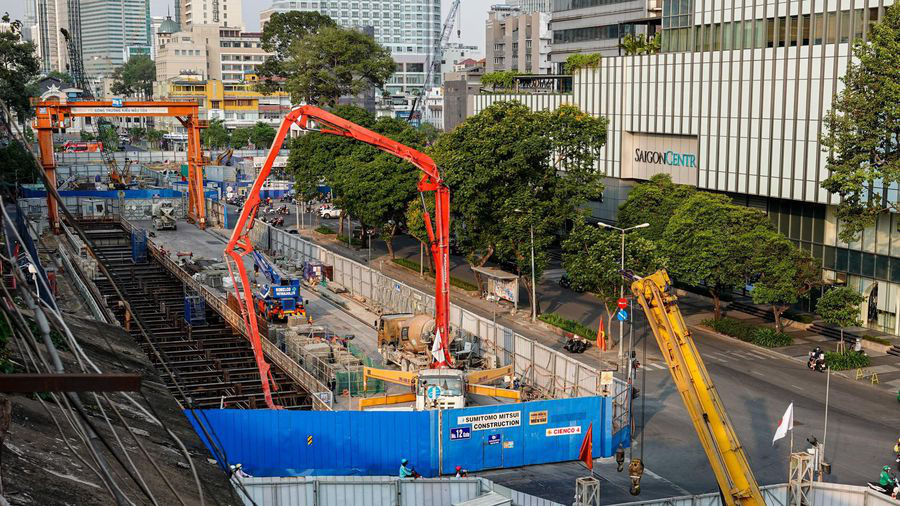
[579,423,594,470]
[596,319,607,351]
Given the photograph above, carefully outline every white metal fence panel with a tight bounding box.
[400,480,482,506]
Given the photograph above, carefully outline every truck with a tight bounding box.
[252,250,309,323]
[377,313,477,371]
[151,200,177,230]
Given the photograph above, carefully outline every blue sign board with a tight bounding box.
[449,427,470,440]
[112,98,123,107]
[426,385,442,400]
[487,434,502,445]
[616,309,628,321]
[273,286,299,298]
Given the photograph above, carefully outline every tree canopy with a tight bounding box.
[750,236,821,331]
[562,220,666,317]
[0,14,40,128]
[816,286,864,336]
[661,192,773,319]
[250,121,276,148]
[201,119,229,149]
[431,100,607,315]
[282,26,394,106]
[563,53,601,74]
[620,33,661,56]
[258,11,336,93]
[111,55,156,98]
[820,3,900,241]
[617,174,696,241]
[231,127,252,148]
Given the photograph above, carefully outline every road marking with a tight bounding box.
[746,349,770,359]
[791,384,802,390]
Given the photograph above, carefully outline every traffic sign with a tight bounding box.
[617,298,628,309]
[449,427,470,440]
[487,434,502,445]
[426,385,442,400]
[616,309,628,321]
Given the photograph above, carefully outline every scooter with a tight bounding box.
[867,481,899,498]
[807,352,826,372]
[564,338,589,354]
[277,205,289,215]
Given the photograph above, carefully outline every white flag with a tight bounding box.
[431,329,446,364]
[772,402,794,445]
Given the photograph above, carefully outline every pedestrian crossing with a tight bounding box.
[643,347,773,370]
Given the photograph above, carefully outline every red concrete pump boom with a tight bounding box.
[224,105,451,409]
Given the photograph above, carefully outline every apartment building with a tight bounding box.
[156,73,291,128]
[181,0,244,28]
[475,0,900,335]
[485,5,553,75]
[155,24,269,82]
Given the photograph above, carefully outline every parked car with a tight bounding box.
[318,205,342,219]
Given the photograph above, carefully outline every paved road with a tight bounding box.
[219,207,900,501]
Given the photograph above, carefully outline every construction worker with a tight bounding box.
[399,459,416,478]
[454,466,468,478]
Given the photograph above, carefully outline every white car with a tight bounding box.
[318,205,342,219]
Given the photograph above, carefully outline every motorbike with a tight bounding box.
[807,352,826,372]
[277,205,289,215]
[867,479,899,498]
[272,216,284,227]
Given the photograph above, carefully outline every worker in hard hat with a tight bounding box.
[399,459,418,479]
[454,466,468,478]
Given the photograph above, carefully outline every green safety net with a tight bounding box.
[334,342,385,396]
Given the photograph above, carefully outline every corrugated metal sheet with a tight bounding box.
[238,477,488,506]
[612,483,900,506]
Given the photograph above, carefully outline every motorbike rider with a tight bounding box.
[880,465,897,488]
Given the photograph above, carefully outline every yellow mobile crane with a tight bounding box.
[628,269,764,506]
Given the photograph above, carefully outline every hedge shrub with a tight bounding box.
[825,350,870,371]
[702,317,793,348]
[538,312,596,340]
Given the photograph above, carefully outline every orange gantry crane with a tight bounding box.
[224,105,452,409]
[33,100,207,232]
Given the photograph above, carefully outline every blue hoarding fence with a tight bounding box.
[183,396,629,479]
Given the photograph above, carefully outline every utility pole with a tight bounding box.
[529,222,536,322]
[597,222,649,367]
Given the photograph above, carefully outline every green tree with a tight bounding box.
[126,127,145,145]
[820,4,900,242]
[0,140,40,188]
[146,128,164,149]
[431,100,607,315]
[97,123,120,151]
[662,192,773,320]
[563,53,601,74]
[405,194,436,273]
[46,70,73,83]
[620,33,661,56]
[287,105,375,203]
[80,131,97,141]
[231,127,252,148]
[258,11,336,93]
[815,286,865,346]
[0,14,40,131]
[282,26,394,106]
[201,119,230,149]
[110,55,156,98]
[250,121,276,149]
[617,174,697,241]
[481,70,519,91]
[562,219,666,323]
[750,236,822,332]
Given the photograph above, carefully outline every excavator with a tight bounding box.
[224,105,452,409]
[627,269,764,505]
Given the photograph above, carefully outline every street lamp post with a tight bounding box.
[513,208,538,322]
[596,221,649,366]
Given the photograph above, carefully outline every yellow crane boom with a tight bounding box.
[630,270,764,506]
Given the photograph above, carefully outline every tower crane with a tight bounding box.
[406,0,461,123]
[224,105,451,409]
[59,27,90,97]
[627,269,764,505]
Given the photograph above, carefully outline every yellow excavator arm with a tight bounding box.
[630,270,764,506]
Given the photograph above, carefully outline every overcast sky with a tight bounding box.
[7,0,487,54]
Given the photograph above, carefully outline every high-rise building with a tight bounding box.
[33,0,69,74]
[259,0,442,96]
[485,5,552,74]
[23,0,37,42]
[441,42,480,78]
[474,0,900,335]
[181,0,244,29]
[550,0,661,73]
[81,0,152,79]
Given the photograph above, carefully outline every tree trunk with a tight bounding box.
[710,289,722,320]
[337,212,344,236]
[470,245,494,293]
[773,305,786,333]
[521,275,539,319]
[385,224,397,259]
